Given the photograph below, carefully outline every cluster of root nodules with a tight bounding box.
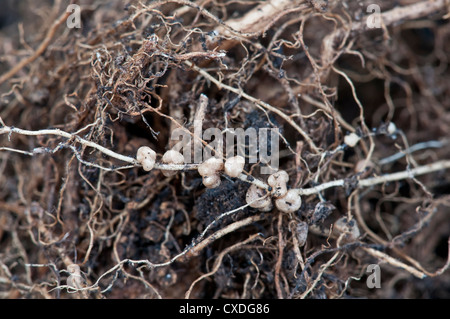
[1,0,450,299]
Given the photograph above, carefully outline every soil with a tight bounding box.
[0,0,449,299]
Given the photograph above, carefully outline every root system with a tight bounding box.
[0,0,449,299]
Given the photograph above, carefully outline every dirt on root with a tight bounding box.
[0,0,449,299]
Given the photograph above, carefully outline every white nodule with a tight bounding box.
[224,155,245,178]
[344,133,360,147]
[198,157,224,176]
[136,146,156,171]
[202,174,221,188]
[275,189,302,213]
[245,184,272,210]
[162,150,185,176]
[267,170,289,198]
